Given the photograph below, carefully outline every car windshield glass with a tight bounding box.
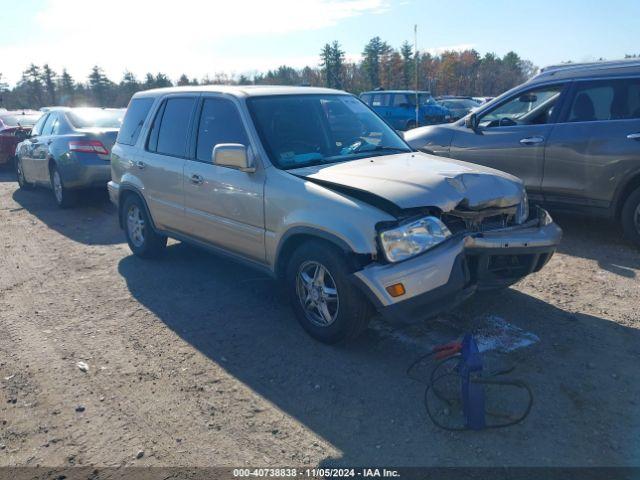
[406,94,435,105]
[67,108,124,128]
[0,114,41,127]
[247,94,411,170]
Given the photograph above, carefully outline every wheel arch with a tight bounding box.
[118,186,157,232]
[274,227,371,280]
[614,170,640,219]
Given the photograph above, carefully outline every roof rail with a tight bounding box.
[538,58,640,75]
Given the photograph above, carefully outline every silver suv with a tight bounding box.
[109,86,561,343]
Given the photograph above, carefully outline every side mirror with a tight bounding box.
[465,113,479,131]
[212,144,255,173]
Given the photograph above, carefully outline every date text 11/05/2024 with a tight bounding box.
[232,468,401,478]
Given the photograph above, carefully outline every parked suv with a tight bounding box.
[405,60,640,246]
[360,90,451,130]
[15,107,125,207]
[110,86,561,343]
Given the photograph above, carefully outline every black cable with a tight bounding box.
[407,350,534,431]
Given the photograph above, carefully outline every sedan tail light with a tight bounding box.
[69,140,109,155]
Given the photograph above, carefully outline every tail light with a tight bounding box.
[69,140,109,155]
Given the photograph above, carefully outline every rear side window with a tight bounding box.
[117,98,155,145]
[31,114,48,136]
[195,98,249,162]
[148,97,196,157]
[567,78,640,122]
[360,94,372,105]
[41,113,57,136]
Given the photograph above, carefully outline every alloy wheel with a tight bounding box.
[296,260,340,327]
[52,170,63,204]
[127,205,146,248]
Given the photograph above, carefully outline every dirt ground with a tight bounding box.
[0,167,639,469]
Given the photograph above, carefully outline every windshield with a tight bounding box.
[0,114,41,127]
[247,94,411,170]
[406,93,436,106]
[442,99,479,109]
[67,108,124,128]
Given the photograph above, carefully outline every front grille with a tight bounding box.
[441,208,517,234]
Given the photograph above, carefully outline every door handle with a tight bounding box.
[189,173,204,185]
[627,133,640,140]
[135,160,146,169]
[520,136,544,145]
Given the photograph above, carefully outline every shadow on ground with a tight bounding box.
[9,179,123,246]
[551,212,639,278]
[118,240,640,466]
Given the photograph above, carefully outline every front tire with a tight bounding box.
[122,194,167,258]
[15,157,34,190]
[621,186,640,248]
[286,241,372,344]
[50,165,77,208]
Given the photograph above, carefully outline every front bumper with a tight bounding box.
[107,180,120,207]
[352,208,562,321]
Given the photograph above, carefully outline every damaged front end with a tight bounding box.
[354,201,561,322]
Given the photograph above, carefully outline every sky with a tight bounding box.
[0,0,639,86]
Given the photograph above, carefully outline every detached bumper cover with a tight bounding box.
[352,208,562,321]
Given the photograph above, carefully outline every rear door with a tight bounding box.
[542,77,640,211]
[31,112,58,183]
[449,83,569,202]
[183,95,266,262]
[20,113,48,182]
[139,95,198,232]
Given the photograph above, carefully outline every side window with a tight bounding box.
[41,113,57,136]
[568,78,640,122]
[371,94,389,107]
[148,97,196,157]
[118,97,155,145]
[392,94,408,107]
[196,98,249,163]
[360,94,372,105]
[479,85,564,128]
[31,114,48,136]
[50,115,60,135]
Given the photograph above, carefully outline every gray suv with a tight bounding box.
[405,60,640,246]
[109,86,561,343]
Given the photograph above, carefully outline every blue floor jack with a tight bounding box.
[408,334,533,431]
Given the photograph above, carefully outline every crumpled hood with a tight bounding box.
[290,152,524,213]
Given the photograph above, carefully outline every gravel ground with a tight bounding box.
[0,168,639,468]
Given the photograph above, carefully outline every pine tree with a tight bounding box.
[361,37,390,90]
[88,66,112,106]
[59,69,75,105]
[41,64,57,105]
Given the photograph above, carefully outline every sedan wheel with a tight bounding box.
[15,158,32,190]
[52,170,63,204]
[49,166,76,208]
[296,260,340,327]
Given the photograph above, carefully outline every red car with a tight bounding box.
[0,110,42,167]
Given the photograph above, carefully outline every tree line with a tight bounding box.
[0,37,541,110]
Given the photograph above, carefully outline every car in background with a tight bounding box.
[0,110,42,167]
[15,107,125,207]
[405,59,640,246]
[436,97,481,121]
[360,90,451,130]
[473,96,495,105]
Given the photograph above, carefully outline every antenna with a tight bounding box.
[414,24,419,126]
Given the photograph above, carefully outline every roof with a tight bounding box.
[133,85,347,99]
[531,59,640,83]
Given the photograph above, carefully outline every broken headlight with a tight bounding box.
[516,190,529,224]
[379,216,452,263]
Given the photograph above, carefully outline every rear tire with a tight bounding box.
[15,157,34,190]
[50,165,77,208]
[285,240,372,344]
[406,120,417,130]
[621,186,640,248]
[122,194,167,258]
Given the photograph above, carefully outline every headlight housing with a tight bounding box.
[379,216,452,263]
[516,190,529,224]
